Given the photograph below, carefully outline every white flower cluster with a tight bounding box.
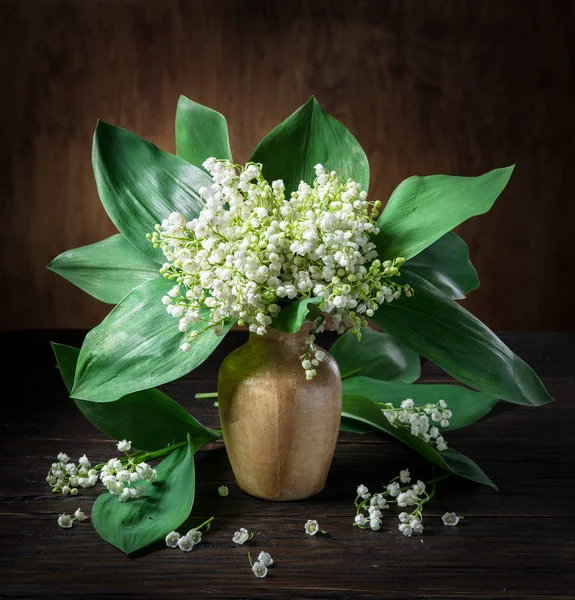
[47,440,157,503]
[165,528,202,552]
[165,517,214,552]
[149,160,410,378]
[57,508,88,529]
[46,452,98,495]
[354,469,431,537]
[250,551,274,578]
[381,398,451,451]
[100,456,156,502]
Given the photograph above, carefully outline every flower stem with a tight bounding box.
[195,392,218,399]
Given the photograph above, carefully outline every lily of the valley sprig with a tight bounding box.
[46,95,553,554]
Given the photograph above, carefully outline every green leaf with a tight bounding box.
[175,95,232,169]
[271,297,323,334]
[403,232,479,300]
[371,271,553,406]
[52,343,220,451]
[342,376,499,431]
[92,438,196,554]
[93,121,213,262]
[250,97,369,194]
[342,394,497,488]
[71,278,233,402]
[374,166,514,261]
[330,328,420,383]
[47,234,159,304]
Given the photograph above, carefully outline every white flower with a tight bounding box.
[57,513,73,529]
[74,508,87,521]
[252,561,268,578]
[258,551,273,567]
[165,531,180,547]
[386,482,400,497]
[398,512,409,523]
[399,469,411,484]
[218,485,229,497]
[233,527,250,545]
[116,440,132,452]
[442,512,461,526]
[401,399,414,409]
[355,514,367,526]
[357,484,370,499]
[151,160,408,380]
[57,452,69,464]
[370,494,388,509]
[178,535,194,552]
[412,480,426,495]
[180,342,191,352]
[305,519,320,535]
[186,529,202,545]
[78,455,91,468]
[398,523,413,537]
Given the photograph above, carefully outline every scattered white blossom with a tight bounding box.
[74,508,87,521]
[186,529,202,545]
[381,399,451,451]
[442,512,461,526]
[57,513,73,529]
[233,527,251,545]
[399,469,411,483]
[252,561,268,578]
[258,551,274,567]
[117,439,132,452]
[165,531,180,547]
[149,160,410,379]
[177,535,194,552]
[305,519,326,535]
[218,485,229,497]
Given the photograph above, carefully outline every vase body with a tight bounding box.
[217,326,342,501]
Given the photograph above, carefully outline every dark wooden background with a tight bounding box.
[1,0,574,332]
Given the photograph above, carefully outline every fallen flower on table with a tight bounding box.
[218,485,229,497]
[233,527,254,545]
[305,519,327,536]
[442,512,463,526]
[248,551,273,578]
[57,507,89,529]
[354,469,452,536]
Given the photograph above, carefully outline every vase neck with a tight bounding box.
[248,323,311,354]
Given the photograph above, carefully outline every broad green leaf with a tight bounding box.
[250,97,369,194]
[342,394,497,488]
[52,343,220,451]
[71,278,233,402]
[330,328,420,383]
[47,234,159,304]
[371,271,553,406]
[271,297,323,334]
[93,121,212,262]
[342,376,499,431]
[374,166,514,261]
[92,438,195,554]
[175,95,232,169]
[403,232,479,300]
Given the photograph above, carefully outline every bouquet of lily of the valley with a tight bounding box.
[48,96,552,554]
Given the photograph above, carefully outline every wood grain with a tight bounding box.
[0,331,574,598]
[1,0,574,331]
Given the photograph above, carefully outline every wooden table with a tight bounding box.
[1,331,574,599]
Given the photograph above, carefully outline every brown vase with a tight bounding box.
[217,324,342,501]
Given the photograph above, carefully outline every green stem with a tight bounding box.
[194,516,215,531]
[195,392,218,399]
[248,552,253,567]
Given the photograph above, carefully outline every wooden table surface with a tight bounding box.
[1,331,574,599]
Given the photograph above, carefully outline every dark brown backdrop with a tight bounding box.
[1,0,574,331]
